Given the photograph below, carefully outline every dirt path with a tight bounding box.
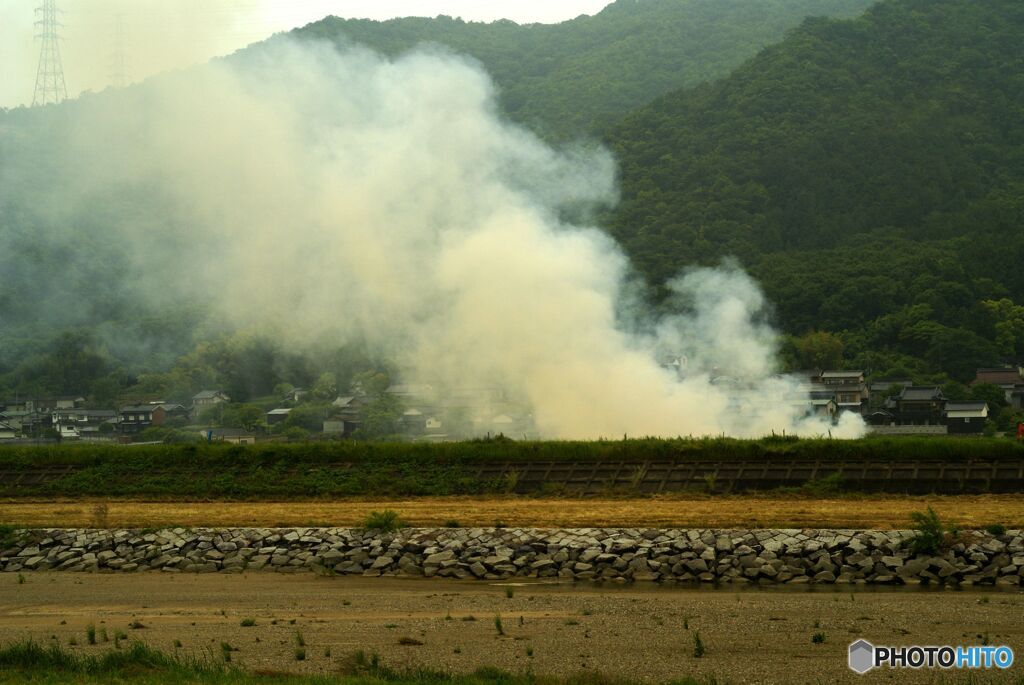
[1,495,1021,529]
[1,574,1021,684]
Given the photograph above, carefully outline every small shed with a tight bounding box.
[944,401,988,434]
[266,408,292,426]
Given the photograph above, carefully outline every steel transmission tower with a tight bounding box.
[32,0,68,106]
[108,14,129,89]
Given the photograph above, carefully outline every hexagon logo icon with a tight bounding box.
[848,639,875,674]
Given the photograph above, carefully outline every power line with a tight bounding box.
[33,0,68,106]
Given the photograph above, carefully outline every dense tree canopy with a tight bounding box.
[606,0,1024,379]
[293,0,872,139]
[2,0,1022,401]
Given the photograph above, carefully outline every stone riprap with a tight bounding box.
[2,528,1022,586]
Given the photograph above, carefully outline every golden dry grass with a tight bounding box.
[0,494,1021,529]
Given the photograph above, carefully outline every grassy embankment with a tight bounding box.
[0,640,724,685]
[1,496,1021,530]
[0,436,1020,499]
[1,640,1022,685]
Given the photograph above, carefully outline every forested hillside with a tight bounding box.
[293,0,873,139]
[3,0,1022,406]
[607,0,1024,380]
[0,0,878,404]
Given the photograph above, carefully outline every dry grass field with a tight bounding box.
[1,574,1022,684]
[1,494,1021,529]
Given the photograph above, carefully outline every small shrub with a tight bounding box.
[801,472,844,496]
[505,587,514,599]
[362,510,403,532]
[68,637,77,646]
[812,632,826,644]
[240,618,256,627]
[0,524,19,548]
[564,619,579,626]
[100,628,108,643]
[493,520,507,529]
[909,507,946,555]
[398,637,423,646]
[985,523,1006,536]
[16,574,25,585]
[220,642,234,662]
[173,639,182,648]
[494,615,504,636]
[128,620,145,630]
[294,631,305,647]
[86,625,96,645]
[461,615,477,622]
[294,647,306,661]
[324,647,331,658]
[526,646,534,657]
[444,520,461,528]
[693,631,705,658]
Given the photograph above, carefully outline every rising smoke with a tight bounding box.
[0,38,865,439]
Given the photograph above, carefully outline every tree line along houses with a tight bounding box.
[2,367,1021,443]
[787,367,1023,435]
[0,391,227,443]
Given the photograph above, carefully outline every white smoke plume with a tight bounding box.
[0,38,865,439]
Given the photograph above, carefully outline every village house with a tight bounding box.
[266,408,292,426]
[192,390,230,418]
[50,395,86,410]
[329,395,366,435]
[813,370,870,415]
[119,405,157,434]
[893,386,947,425]
[52,409,118,440]
[944,401,989,434]
[972,367,1024,409]
[790,392,838,420]
[322,417,346,434]
[281,387,309,403]
[401,407,428,434]
[12,410,51,436]
[0,398,38,413]
[0,419,16,440]
[153,403,190,424]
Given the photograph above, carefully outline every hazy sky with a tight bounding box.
[0,0,614,109]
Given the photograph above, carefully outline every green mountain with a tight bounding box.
[607,0,1024,380]
[294,0,873,139]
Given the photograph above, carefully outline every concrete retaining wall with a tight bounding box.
[3,527,1022,586]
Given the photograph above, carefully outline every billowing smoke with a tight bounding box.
[0,38,864,439]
